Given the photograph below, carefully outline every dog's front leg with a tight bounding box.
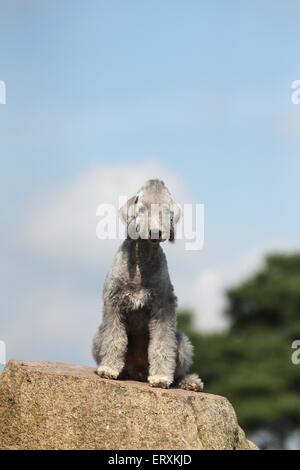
[148,309,177,388]
[94,304,127,380]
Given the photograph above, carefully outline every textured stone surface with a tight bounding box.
[0,360,257,450]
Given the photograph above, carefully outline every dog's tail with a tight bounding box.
[177,373,204,392]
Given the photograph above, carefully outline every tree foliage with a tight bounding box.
[178,253,300,447]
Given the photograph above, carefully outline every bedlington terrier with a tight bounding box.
[92,179,203,391]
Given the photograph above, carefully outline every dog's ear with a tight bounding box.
[171,201,181,224]
[119,195,138,225]
[169,201,181,242]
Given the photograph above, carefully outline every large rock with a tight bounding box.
[0,360,257,450]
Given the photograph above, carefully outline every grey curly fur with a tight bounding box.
[92,179,203,391]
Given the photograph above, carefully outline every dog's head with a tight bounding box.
[120,179,181,243]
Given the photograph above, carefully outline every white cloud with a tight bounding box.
[191,244,298,331]
[3,279,97,365]
[3,160,296,366]
[192,253,261,331]
[13,160,190,270]
[193,270,227,331]
[3,160,203,364]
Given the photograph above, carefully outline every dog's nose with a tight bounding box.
[149,229,162,240]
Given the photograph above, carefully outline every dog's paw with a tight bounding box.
[96,366,119,380]
[178,373,204,392]
[148,375,172,389]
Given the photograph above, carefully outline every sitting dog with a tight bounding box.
[93,179,203,391]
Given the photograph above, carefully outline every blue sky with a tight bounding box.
[0,1,300,366]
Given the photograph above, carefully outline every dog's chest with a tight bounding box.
[133,264,145,288]
[125,265,152,309]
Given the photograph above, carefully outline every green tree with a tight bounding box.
[178,253,300,449]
